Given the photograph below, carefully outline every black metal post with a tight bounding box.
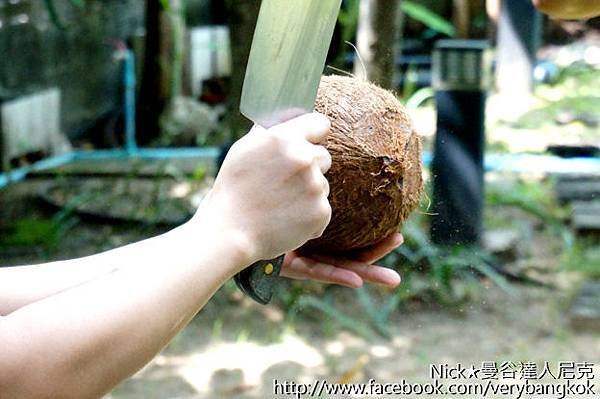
[430,40,489,246]
[0,101,4,172]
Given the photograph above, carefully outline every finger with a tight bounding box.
[313,145,332,174]
[288,138,330,174]
[320,173,330,197]
[281,256,363,288]
[308,255,401,287]
[309,164,330,197]
[354,233,404,264]
[271,112,330,144]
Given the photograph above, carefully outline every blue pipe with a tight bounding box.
[0,148,220,189]
[1,50,599,190]
[3,149,600,190]
[484,153,600,174]
[124,50,138,155]
[0,153,75,188]
[0,49,221,190]
[70,147,220,161]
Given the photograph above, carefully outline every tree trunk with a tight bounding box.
[162,0,186,100]
[138,0,164,144]
[224,0,261,140]
[354,0,403,90]
[454,0,488,39]
[453,0,470,38]
[138,0,186,145]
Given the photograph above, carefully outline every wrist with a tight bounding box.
[172,216,256,277]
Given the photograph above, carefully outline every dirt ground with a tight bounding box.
[103,283,599,399]
[1,178,598,399]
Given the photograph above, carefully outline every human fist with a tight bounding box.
[195,113,332,264]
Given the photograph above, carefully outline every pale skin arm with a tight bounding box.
[0,113,341,398]
[0,222,248,399]
[0,233,402,316]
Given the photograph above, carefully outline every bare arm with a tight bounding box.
[0,220,247,398]
[0,113,332,399]
[0,233,403,317]
[0,256,127,316]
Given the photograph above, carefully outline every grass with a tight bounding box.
[277,175,600,339]
[0,203,79,257]
[561,238,600,279]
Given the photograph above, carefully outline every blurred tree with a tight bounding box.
[452,0,487,39]
[354,0,404,90]
[224,0,260,140]
[138,0,186,144]
[453,0,470,38]
[138,0,166,144]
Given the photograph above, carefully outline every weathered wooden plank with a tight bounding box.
[571,201,600,231]
[38,176,213,226]
[570,281,600,332]
[555,175,600,203]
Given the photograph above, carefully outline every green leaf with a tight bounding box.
[159,0,171,12]
[293,296,375,339]
[43,0,66,30]
[401,1,456,37]
[356,287,390,337]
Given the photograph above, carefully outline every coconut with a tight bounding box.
[301,75,423,254]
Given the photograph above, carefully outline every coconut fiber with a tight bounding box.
[301,75,423,254]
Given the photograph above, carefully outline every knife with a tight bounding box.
[233,0,342,304]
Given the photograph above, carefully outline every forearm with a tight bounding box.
[0,113,333,398]
[0,254,124,316]
[0,221,248,399]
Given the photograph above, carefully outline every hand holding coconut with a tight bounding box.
[202,75,421,287]
[280,75,422,288]
[282,232,403,288]
[196,113,333,264]
[0,80,415,396]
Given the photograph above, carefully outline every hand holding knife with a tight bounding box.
[234,0,342,304]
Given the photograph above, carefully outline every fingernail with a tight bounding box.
[312,112,331,126]
[350,277,364,288]
[384,269,401,286]
[393,234,404,246]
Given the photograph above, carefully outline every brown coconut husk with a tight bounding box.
[301,75,423,254]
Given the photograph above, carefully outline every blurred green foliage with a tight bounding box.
[43,0,86,30]
[563,240,600,279]
[278,176,600,339]
[401,1,456,37]
[511,64,600,143]
[0,208,78,256]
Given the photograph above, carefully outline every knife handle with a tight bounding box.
[218,143,285,305]
[234,254,284,305]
